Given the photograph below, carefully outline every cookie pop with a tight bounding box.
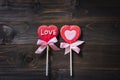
[60,25,84,76]
[35,25,60,76]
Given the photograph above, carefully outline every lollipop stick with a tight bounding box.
[70,47,72,76]
[46,45,49,76]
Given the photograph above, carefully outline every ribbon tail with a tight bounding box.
[64,46,70,55]
[37,39,47,45]
[70,40,84,54]
[48,37,58,43]
[48,37,60,50]
[49,43,60,50]
[35,45,47,54]
[72,40,85,46]
[72,46,80,54]
[60,42,70,55]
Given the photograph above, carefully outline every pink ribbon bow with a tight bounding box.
[35,37,60,54]
[60,41,84,55]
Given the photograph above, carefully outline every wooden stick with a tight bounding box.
[70,46,72,76]
[46,45,49,76]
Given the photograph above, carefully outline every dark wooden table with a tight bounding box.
[0,0,120,80]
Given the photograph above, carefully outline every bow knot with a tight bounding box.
[35,37,60,54]
[60,41,84,55]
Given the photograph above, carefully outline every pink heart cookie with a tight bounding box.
[37,25,59,42]
[60,25,81,44]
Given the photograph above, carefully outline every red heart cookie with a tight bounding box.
[37,25,59,42]
[60,25,81,44]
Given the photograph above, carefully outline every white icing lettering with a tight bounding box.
[40,29,56,35]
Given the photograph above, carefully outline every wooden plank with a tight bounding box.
[0,5,120,23]
[6,23,118,44]
[57,70,120,80]
[0,44,120,70]
[0,69,49,80]
[0,69,120,80]
[77,0,120,8]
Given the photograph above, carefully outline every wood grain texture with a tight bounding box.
[0,0,120,80]
[0,23,119,79]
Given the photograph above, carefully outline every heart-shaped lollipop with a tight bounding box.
[36,25,60,76]
[37,25,59,42]
[60,25,81,44]
[60,25,84,76]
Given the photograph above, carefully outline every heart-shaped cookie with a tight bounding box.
[37,25,59,42]
[60,25,81,43]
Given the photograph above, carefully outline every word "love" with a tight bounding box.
[41,29,56,35]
